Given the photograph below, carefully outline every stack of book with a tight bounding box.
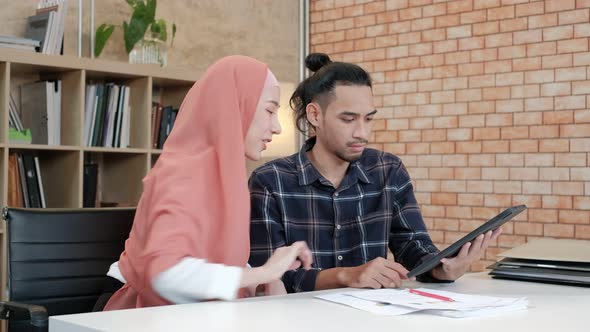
[25,0,69,55]
[84,83,132,147]
[151,102,179,149]
[488,238,590,287]
[0,35,40,52]
[8,153,46,208]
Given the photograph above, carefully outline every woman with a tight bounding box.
[104,55,312,310]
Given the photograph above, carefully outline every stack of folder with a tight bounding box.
[488,238,590,287]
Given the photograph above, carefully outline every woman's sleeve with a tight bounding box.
[152,257,243,303]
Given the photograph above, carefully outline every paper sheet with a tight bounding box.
[315,288,528,318]
[317,293,418,315]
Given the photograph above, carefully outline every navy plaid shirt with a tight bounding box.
[248,138,440,293]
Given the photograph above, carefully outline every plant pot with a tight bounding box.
[128,37,168,66]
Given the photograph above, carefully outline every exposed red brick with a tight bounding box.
[311,0,590,245]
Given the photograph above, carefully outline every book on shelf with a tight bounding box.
[116,85,131,148]
[152,103,178,149]
[93,83,110,146]
[85,83,131,148]
[0,42,38,52]
[7,154,24,208]
[0,35,40,47]
[19,80,61,145]
[151,102,162,148]
[9,91,26,132]
[22,154,42,208]
[34,156,47,208]
[83,163,98,208]
[25,0,69,54]
[16,155,30,208]
[25,11,51,53]
[11,153,46,208]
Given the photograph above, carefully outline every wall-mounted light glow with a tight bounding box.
[261,81,298,158]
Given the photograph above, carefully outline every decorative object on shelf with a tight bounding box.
[78,0,82,57]
[8,128,33,144]
[90,0,95,58]
[78,0,96,58]
[94,0,176,66]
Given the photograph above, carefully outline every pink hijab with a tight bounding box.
[104,55,269,310]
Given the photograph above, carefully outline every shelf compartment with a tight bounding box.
[85,152,148,207]
[8,148,81,208]
[85,72,151,150]
[151,83,192,149]
[10,68,84,147]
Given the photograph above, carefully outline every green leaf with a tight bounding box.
[171,23,176,47]
[123,0,156,53]
[146,0,157,20]
[94,23,115,58]
[150,19,167,41]
[125,0,141,8]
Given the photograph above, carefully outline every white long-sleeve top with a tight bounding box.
[107,258,243,303]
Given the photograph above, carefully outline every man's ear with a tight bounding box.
[306,102,322,128]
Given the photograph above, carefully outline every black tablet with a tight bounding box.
[407,204,527,278]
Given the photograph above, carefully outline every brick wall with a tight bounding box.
[310,0,590,270]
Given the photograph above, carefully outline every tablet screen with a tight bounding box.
[407,205,527,278]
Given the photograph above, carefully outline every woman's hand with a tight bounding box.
[239,241,312,289]
[263,279,288,296]
[262,241,313,280]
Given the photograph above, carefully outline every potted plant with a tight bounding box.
[95,0,176,66]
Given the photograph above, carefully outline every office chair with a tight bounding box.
[0,207,135,332]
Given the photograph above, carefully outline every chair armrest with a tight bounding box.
[0,301,48,331]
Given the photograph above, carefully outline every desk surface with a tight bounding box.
[50,273,590,332]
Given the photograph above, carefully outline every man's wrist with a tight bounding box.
[336,267,356,287]
[315,267,352,290]
[335,268,348,287]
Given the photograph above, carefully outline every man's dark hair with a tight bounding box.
[290,53,372,134]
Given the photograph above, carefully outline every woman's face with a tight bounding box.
[245,74,282,161]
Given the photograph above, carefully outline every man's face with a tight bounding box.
[310,85,376,162]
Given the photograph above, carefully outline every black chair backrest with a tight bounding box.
[2,207,134,330]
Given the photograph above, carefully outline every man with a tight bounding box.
[249,53,500,293]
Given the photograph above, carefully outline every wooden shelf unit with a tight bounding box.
[0,48,199,302]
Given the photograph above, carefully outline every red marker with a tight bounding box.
[409,289,454,302]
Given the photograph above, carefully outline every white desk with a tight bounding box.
[50,273,590,332]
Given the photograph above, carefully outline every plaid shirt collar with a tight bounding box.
[295,137,373,187]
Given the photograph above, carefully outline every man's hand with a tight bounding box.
[431,228,502,281]
[339,257,413,289]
